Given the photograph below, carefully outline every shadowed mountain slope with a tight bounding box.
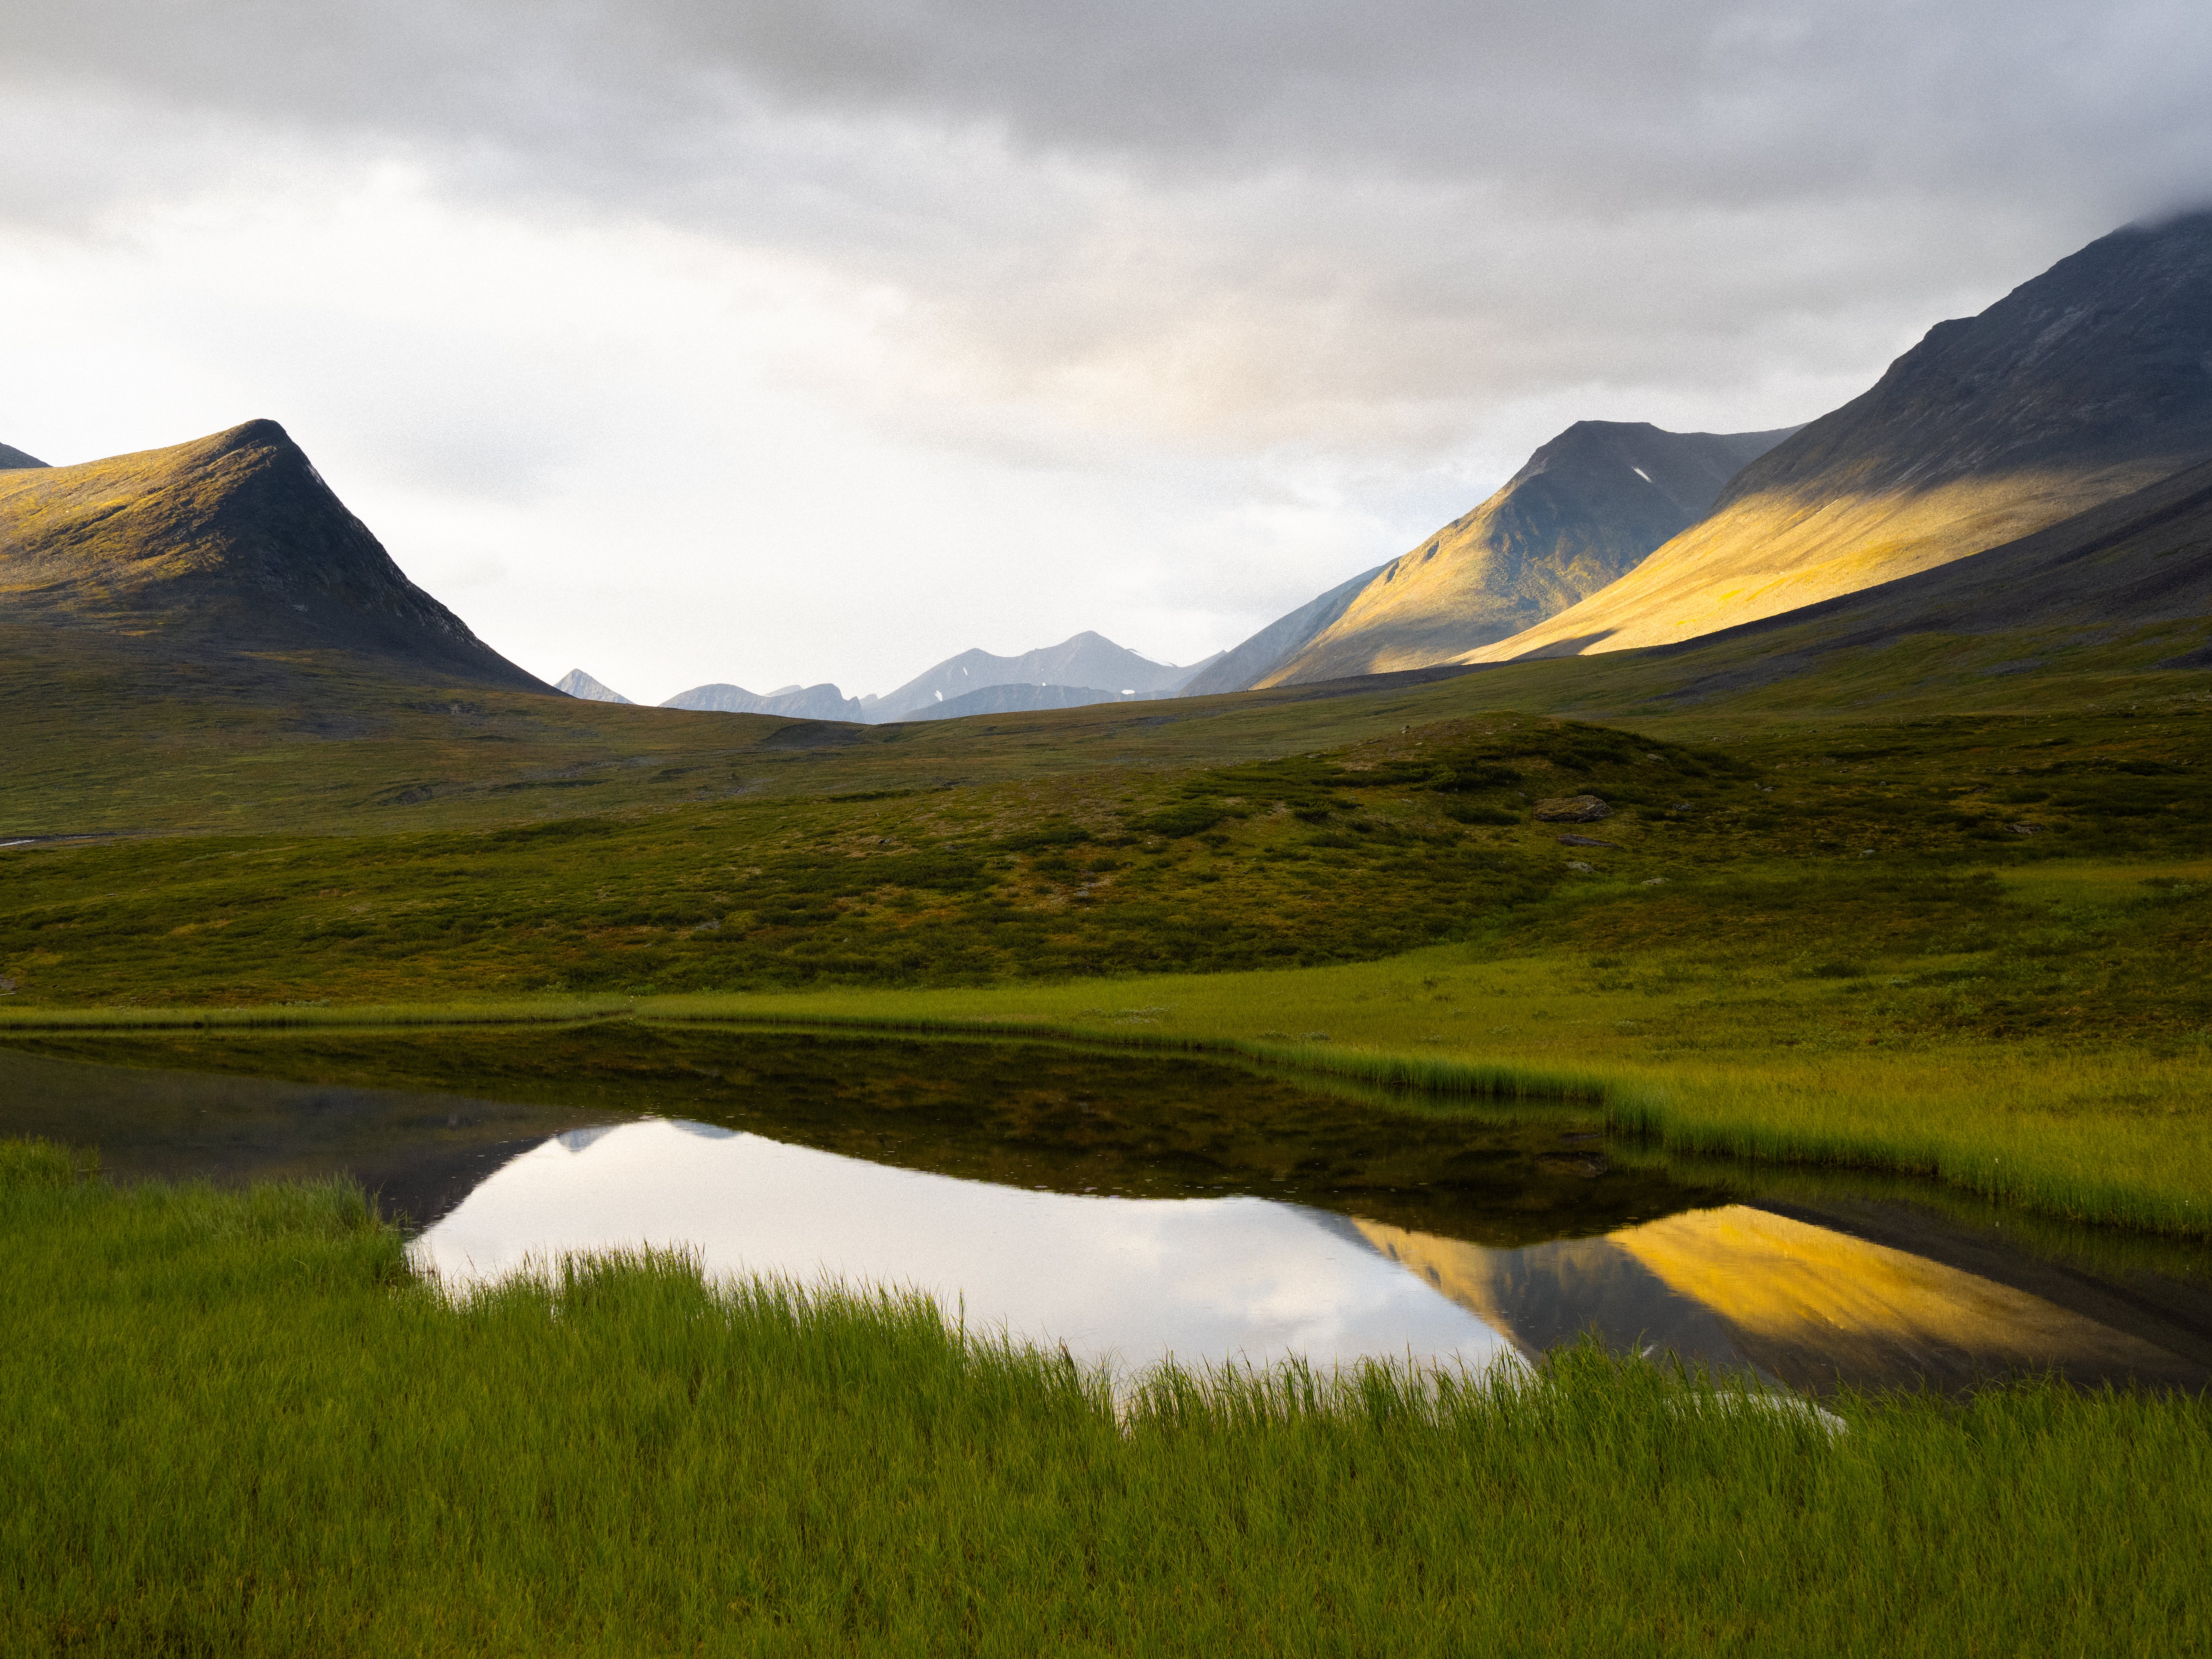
[1252,422,1795,688]
[0,442,47,469]
[1177,562,1391,697]
[0,420,545,690]
[1474,212,2212,664]
[556,669,632,704]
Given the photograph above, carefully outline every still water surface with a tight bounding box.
[421,1120,1518,1375]
[4,1027,2207,1393]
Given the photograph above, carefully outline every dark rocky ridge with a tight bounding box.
[0,420,546,691]
[0,442,47,469]
[1723,210,2212,508]
[1477,211,2212,662]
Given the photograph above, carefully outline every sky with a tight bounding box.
[6,2,2209,704]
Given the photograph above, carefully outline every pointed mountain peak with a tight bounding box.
[556,669,633,704]
[0,420,546,690]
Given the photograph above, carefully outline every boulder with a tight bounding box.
[1533,795,1611,822]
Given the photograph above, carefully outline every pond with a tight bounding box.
[3,1025,2207,1395]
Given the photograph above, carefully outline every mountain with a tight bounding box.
[902,682,1155,722]
[0,442,47,469]
[1176,563,1391,697]
[662,682,866,721]
[1244,422,1796,689]
[866,632,1196,721]
[1472,211,2212,663]
[1641,451,2212,694]
[556,669,632,704]
[0,420,546,690]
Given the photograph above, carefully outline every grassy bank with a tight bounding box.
[9,900,2209,1237]
[631,931,2212,1236]
[4,1142,2208,1657]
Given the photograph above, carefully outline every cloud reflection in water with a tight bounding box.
[413,1118,1519,1377]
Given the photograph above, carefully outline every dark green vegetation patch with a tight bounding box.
[2,704,2208,1017]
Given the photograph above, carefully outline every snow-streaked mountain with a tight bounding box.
[1247,421,1795,688]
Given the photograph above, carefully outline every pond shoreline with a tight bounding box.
[7,987,2211,1240]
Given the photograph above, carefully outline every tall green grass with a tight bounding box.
[4,1144,2208,1656]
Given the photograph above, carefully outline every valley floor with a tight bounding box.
[5,696,2208,1229]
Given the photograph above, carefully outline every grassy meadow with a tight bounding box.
[6,1141,2209,1658]
[6,688,2209,1230]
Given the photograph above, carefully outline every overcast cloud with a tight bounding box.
[5,2,2209,700]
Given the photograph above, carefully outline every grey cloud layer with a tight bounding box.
[16,1,2208,194]
[8,1,2212,456]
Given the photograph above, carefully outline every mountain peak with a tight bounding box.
[0,420,544,690]
[1470,212,2212,663]
[1725,209,2212,508]
[556,669,633,704]
[869,632,1187,720]
[1249,419,1796,686]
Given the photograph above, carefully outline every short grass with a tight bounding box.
[7,703,2208,1010]
[3,606,2207,840]
[6,1143,2209,1657]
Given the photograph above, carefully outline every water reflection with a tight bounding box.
[1361,1209,2206,1394]
[416,1119,1519,1376]
[3,1030,2209,1393]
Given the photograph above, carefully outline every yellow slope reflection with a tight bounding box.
[1356,1205,2197,1392]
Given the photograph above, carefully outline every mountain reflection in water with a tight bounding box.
[1359,1209,2204,1394]
[414,1119,1521,1377]
[5,1030,2208,1393]
[415,1117,2208,1392]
